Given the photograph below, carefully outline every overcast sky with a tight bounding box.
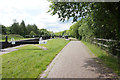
[0,0,73,32]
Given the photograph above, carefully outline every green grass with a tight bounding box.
[0,34,33,41]
[2,39,70,78]
[82,41,120,76]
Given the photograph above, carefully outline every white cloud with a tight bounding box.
[0,0,73,32]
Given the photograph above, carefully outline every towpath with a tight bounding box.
[40,41,118,78]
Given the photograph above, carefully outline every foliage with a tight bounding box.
[55,31,63,36]
[69,21,81,39]
[48,2,120,40]
[10,22,20,34]
[89,3,120,40]
[78,18,94,40]
[54,30,70,37]
[26,24,39,36]
[29,31,36,37]
[48,2,90,22]
[0,25,6,34]
[48,31,54,36]
[2,39,70,78]
[39,29,51,36]
[63,30,70,36]
[6,27,11,35]
[48,2,120,56]
[19,20,27,37]
[1,20,53,38]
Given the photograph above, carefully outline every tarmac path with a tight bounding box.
[40,41,118,78]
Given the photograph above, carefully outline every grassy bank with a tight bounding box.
[0,34,32,41]
[2,39,70,78]
[82,41,120,76]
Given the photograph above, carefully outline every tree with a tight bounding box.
[29,31,36,37]
[48,2,119,22]
[48,2,90,22]
[49,31,54,36]
[26,24,39,36]
[64,30,70,36]
[55,31,63,36]
[39,29,50,36]
[78,18,94,40]
[0,25,6,34]
[33,24,39,35]
[10,21,20,35]
[26,24,33,35]
[6,27,11,35]
[69,21,80,38]
[48,2,120,40]
[19,20,27,37]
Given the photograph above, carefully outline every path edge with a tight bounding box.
[38,41,71,78]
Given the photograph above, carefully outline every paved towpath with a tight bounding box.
[40,41,118,78]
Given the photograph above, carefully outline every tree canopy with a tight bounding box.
[29,31,36,37]
[1,20,53,38]
[39,29,51,36]
[48,2,120,40]
[49,1,120,57]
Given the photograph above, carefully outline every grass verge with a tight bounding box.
[2,39,70,78]
[0,34,33,41]
[82,41,120,76]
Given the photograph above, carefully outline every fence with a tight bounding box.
[92,38,120,57]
